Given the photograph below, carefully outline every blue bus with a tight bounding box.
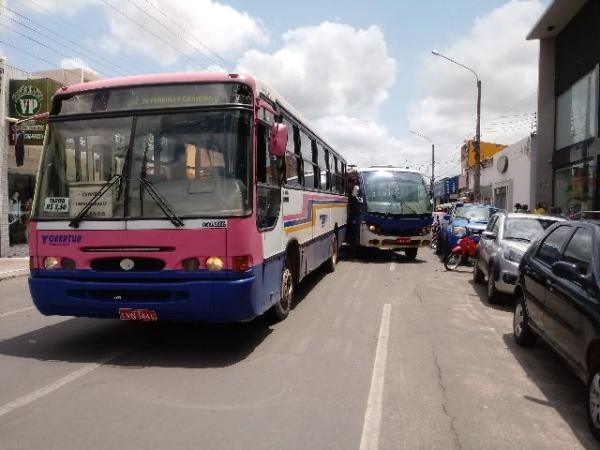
[348,167,433,259]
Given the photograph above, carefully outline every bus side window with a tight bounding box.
[300,130,315,189]
[257,123,281,231]
[283,119,302,187]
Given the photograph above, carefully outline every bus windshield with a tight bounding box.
[362,170,430,215]
[33,110,252,220]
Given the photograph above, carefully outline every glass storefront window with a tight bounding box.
[8,174,36,245]
[554,160,596,215]
[555,66,599,150]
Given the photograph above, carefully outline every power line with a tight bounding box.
[19,0,158,74]
[0,39,96,81]
[99,0,208,70]
[141,0,235,70]
[0,7,127,77]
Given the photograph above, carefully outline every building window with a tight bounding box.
[554,160,596,215]
[555,66,598,150]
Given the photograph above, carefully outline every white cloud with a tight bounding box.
[102,0,268,66]
[60,58,98,75]
[238,22,396,119]
[409,0,544,163]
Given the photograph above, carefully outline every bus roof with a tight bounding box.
[56,72,258,96]
[357,167,423,175]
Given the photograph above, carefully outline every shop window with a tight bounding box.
[554,160,596,215]
[556,67,598,150]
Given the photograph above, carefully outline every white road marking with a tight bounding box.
[359,303,392,450]
[0,306,34,318]
[0,350,127,418]
[389,263,396,272]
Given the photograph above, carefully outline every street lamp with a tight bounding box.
[431,49,481,202]
[410,130,435,205]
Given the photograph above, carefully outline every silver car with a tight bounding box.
[473,212,564,302]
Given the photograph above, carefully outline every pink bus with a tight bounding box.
[28,73,348,322]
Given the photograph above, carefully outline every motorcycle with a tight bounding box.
[444,235,479,271]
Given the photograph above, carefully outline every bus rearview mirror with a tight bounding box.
[268,123,288,158]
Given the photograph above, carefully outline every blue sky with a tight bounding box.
[0,0,547,175]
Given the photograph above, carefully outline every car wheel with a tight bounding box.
[487,265,499,303]
[269,258,294,322]
[588,366,600,440]
[324,237,338,273]
[473,257,485,284]
[513,292,537,347]
[405,248,418,260]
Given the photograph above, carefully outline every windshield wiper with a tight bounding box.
[390,194,418,215]
[69,175,122,228]
[139,176,185,227]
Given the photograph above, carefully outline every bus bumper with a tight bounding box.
[360,226,431,250]
[28,271,261,323]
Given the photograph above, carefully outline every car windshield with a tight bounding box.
[362,170,431,215]
[33,110,252,219]
[454,206,495,222]
[504,217,558,242]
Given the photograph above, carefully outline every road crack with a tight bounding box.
[432,348,462,450]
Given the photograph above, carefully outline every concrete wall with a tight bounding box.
[480,135,533,210]
[533,38,556,207]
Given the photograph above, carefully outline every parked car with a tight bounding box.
[473,212,563,302]
[512,221,600,439]
[571,211,600,224]
[438,204,498,257]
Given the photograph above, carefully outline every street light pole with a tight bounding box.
[410,130,435,206]
[431,50,481,202]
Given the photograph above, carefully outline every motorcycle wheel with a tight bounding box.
[444,252,463,271]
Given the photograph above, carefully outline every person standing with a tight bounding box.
[514,203,522,213]
[533,202,546,215]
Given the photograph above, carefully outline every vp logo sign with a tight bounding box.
[11,84,43,116]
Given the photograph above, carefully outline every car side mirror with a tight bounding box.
[552,261,584,283]
[482,231,496,240]
[268,123,288,157]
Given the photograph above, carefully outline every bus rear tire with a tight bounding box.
[268,258,294,322]
[405,248,418,260]
[324,236,338,273]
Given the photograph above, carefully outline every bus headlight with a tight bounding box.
[61,257,76,270]
[367,224,381,234]
[182,257,200,272]
[43,256,61,270]
[206,256,224,272]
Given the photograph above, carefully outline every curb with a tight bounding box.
[0,269,29,281]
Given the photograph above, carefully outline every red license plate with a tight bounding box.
[396,237,411,245]
[118,308,157,321]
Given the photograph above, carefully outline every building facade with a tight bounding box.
[528,0,599,215]
[479,135,535,211]
[0,62,100,256]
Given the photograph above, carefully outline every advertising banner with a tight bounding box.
[9,78,62,145]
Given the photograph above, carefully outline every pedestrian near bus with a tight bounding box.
[533,202,546,215]
[514,203,522,213]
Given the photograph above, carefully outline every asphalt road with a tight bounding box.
[0,249,598,449]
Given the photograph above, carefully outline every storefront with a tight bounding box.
[1,59,63,255]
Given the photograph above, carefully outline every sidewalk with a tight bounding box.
[0,244,29,280]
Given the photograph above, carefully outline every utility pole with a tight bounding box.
[410,130,435,207]
[431,50,481,202]
[431,142,435,205]
[474,79,481,202]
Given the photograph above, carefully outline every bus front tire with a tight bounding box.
[269,258,294,322]
[405,248,418,260]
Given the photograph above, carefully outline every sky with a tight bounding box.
[0,0,548,179]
